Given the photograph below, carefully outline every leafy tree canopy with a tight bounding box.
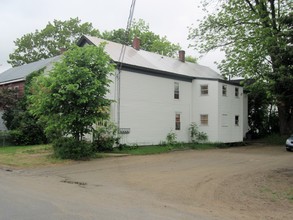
[189,0,293,134]
[28,45,114,141]
[102,19,182,57]
[8,17,100,67]
[9,18,186,67]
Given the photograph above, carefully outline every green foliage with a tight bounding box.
[189,122,208,143]
[165,130,177,146]
[189,0,293,135]
[0,70,47,146]
[52,137,94,160]
[185,55,197,63]
[102,19,181,57]
[29,45,114,141]
[246,81,279,138]
[92,121,120,152]
[114,142,221,155]
[8,17,100,66]
[261,133,288,145]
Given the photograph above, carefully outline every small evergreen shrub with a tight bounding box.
[53,137,94,160]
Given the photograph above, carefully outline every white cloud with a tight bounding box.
[0,0,224,73]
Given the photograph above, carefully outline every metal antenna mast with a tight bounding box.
[116,0,136,130]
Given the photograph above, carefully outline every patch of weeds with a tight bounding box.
[261,134,288,145]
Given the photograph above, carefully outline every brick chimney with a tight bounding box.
[132,37,140,50]
[179,50,185,62]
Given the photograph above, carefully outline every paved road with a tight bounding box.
[0,145,292,220]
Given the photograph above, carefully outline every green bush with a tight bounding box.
[8,127,47,146]
[92,122,120,152]
[189,122,208,143]
[166,130,177,145]
[52,137,94,160]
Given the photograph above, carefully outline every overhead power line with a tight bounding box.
[116,0,136,129]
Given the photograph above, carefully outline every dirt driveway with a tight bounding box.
[1,144,292,220]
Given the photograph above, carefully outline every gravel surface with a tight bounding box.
[1,144,292,220]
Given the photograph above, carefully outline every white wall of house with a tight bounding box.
[118,70,192,145]
[192,79,220,142]
[217,83,244,143]
[106,70,246,145]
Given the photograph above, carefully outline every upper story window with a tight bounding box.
[235,87,239,97]
[200,114,208,126]
[235,115,239,126]
[174,82,179,99]
[222,85,227,96]
[201,85,208,95]
[175,113,181,130]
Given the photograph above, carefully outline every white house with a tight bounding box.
[0,35,248,144]
[77,36,249,145]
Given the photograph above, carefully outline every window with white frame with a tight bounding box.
[174,82,179,99]
[235,115,239,126]
[221,114,228,127]
[175,113,181,130]
[201,85,208,95]
[222,85,227,96]
[235,87,239,97]
[200,114,208,125]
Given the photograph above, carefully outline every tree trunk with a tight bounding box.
[278,101,293,135]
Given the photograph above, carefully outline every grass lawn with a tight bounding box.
[113,143,224,155]
[0,145,71,168]
[0,142,228,168]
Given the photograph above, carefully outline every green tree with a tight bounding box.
[0,70,47,145]
[8,17,100,67]
[246,81,279,138]
[29,44,114,141]
[102,19,181,57]
[189,0,293,135]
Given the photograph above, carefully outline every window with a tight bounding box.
[221,114,228,127]
[201,85,208,95]
[235,87,239,97]
[200,114,208,125]
[235,115,239,126]
[174,82,179,99]
[175,113,181,130]
[222,85,227,96]
[14,86,19,98]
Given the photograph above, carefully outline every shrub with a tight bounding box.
[189,122,208,143]
[92,122,120,152]
[166,130,177,146]
[53,137,94,160]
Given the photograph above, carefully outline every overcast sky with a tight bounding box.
[0,0,224,73]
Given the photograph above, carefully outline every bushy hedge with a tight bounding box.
[52,137,94,160]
